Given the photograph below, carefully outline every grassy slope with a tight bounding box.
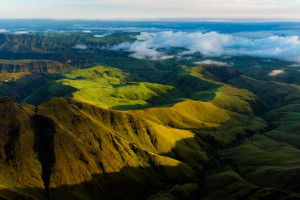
[202,134,300,199]
[26,64,249,110]
[24,66,185,109]
[0,64,270,200]
[0,93,265,200]
[0,97,202,200]
[21,64,267,153]
[229,75,300,148]
[2,31,299,199]
[199,73,300,200]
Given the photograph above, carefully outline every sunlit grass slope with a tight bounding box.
[0,64,270,200]
[26,65,225,109]
[0,95,267,200]
[0,97,206,200]
[23,64,263,120]
[25,65,185,109]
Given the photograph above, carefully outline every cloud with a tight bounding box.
[81,30,92,33]
[0,29,7,33]
[290,64,300,68]
[111,31,300,62]
[13,31,29,34]
[73,44,88,49]
[94,33,110,38]
[194,60,228,66]
[268,69,285,76]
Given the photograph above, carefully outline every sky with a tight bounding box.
[0,0,300,19]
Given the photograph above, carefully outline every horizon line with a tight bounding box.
[0,17,300,22]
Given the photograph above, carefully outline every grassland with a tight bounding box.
[24,65,184,109]
[1,32,300,200]
[0,54,271,200]
[0,88,263,200]
[24,65,238,110]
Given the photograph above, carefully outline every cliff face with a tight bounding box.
[0,34,71,51]
[0,60,72,74]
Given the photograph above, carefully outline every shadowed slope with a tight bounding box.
[229,75,300,148]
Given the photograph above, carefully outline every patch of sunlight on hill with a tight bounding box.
[127,100,231,129]
[28,66,185,110]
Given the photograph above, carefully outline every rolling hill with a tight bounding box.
[1,32,300,200]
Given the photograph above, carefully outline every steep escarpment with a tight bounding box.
[0,60,72,74]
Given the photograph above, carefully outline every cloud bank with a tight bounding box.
[74,44,88,50]
[112,31,300,63]
[194,60,228,66]
[269,69,285,76]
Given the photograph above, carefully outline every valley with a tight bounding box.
[0,32,300,200]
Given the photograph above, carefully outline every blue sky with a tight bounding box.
[1,0,300,19]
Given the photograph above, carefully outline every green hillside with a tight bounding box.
[0,93,265,200]
[23,65,227,109]
[1,32,300,200]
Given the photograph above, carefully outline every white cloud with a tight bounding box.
[13,31,30,34]
[290,64,300,68]
[268,69,285,76]
[94,33,110,38]
[81,30,92,33]
[73,44,88,49]
[111,31,300,62]
[0,29,7,33]
[194,60,228,66]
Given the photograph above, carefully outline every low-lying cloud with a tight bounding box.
[74,44,88,50]
[194,60,228,66]
[13,31,30,34]
[269,69,285,76]
[111,31,300,63]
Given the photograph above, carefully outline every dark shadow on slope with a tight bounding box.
[110,87,185,110]
[160,67,223,100]
[31,114,56,192]
[1,136,300,200]
[0,164,202,200]
[0,72,79,106]
[110,74,222,110]
[24,81,78,106]
[1,166,299,200]
[3,123,21,163]
[0,97,22,162]
[0,73,67,103]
